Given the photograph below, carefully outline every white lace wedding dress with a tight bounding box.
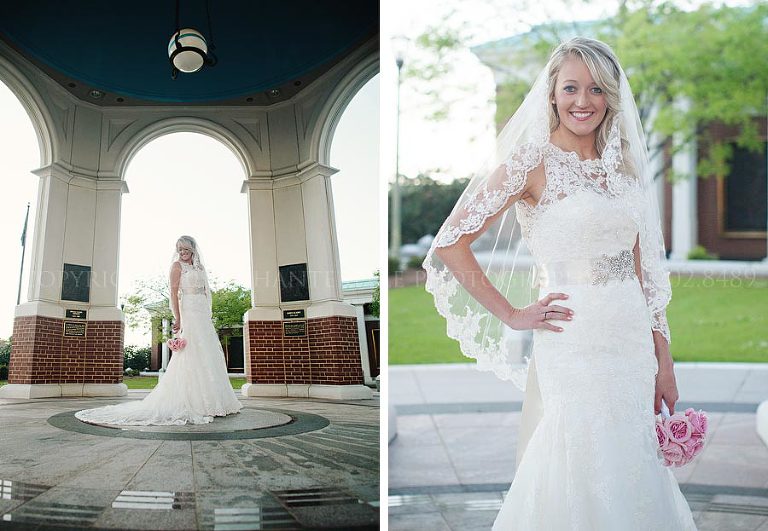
[492,144,697,530]
[75,261,242,426]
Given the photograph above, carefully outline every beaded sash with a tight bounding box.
[180,287,207,295]
[539,249,637,287]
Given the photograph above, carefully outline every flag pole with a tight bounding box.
[17,202,30,306]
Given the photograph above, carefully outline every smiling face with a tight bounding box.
[551,56,608,139]
[176,242,194,263]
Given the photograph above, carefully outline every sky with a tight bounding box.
[0,75,378,346]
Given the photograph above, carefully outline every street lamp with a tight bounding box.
[390,35,410,261]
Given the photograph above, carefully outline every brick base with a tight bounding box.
[8,315,124,385]
[246,316,364,386]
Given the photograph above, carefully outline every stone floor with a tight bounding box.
[389,363,768,530]
[0,391,380,530]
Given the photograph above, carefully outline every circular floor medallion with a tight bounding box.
[48,407,330,441]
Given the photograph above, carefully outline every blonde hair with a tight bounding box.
[546,37,622,157]
[176,235,196,251]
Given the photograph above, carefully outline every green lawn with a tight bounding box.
[390,276,768,364]
[123,376,247,389]
[0,377,247,389]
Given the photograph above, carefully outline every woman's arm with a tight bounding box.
[170,262,182,332]
[435,163,572,332]
[632,235,679,414]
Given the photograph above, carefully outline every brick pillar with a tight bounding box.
[246,316,364,388]
[6,315,124,398]
[241,164,372,400]
[307,316,364,385]
[0,164,128,399]
[9,316,123,385]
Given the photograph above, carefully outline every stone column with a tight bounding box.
[241,164,371,400]
[0,165,128,399]
[670,99,698,261]
[354,303,374,386]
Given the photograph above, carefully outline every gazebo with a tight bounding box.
[0,1,378,400]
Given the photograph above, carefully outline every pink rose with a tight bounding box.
[664,416,693,443]
[655,422,670,447]
[167,337,187,352]
[684,438,704,459]
[689,410,708,434]
[691,439,705,457]
[662,443,686,467]
[656,407,709,467]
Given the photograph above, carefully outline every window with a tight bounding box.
[721,142,767,236]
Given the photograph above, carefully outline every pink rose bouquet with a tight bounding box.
[167,336,187,352]
[655,405,708,467]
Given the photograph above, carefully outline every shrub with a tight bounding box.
[0,337,11,367]
[124,345,151,372]
[407,255,426,270]
[0,364,7,380]
[687,245,718,260]
[388,256,401,274]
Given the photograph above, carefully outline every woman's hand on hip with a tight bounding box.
[505,292,573,332]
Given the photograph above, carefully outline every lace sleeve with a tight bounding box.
[633,234,672,345]
[435,143,541,248]
[651,310,671,345]
[423,143,543,390]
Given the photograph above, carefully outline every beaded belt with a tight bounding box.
[539,249,637,287]
[180,287,207,295]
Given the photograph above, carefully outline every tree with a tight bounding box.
[121,277,173,332]
[370,271,380,318]
[122,277,252,338]
[401,2,548,125]
[389,173,470,245]
[609,2,768,180]
[407,2,768,182]
[210,283,252,345]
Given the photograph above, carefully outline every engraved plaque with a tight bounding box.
[63,321,87,337]
[279,263,309,302]
[65,309,87,320]
[61,264,91,303]
[283,309,305,319]
[283,320,307,337]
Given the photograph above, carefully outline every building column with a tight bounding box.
[764,100,768,262]
[241,163,372,400]
[670,99,698,261]
[1,165,128,399]
[353,303,374,386]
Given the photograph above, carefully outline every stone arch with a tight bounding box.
[312,48,379,167]
[114,117,254,181]
[0,54,57,167]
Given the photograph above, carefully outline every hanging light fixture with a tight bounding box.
[168,0,217,79]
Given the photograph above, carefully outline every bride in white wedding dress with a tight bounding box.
[76,235,242,426]
[424,38,697,530]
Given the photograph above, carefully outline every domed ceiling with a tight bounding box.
[0,0,379,106]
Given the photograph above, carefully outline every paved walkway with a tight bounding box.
[389,363,768,530]
[0,391,379,530]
